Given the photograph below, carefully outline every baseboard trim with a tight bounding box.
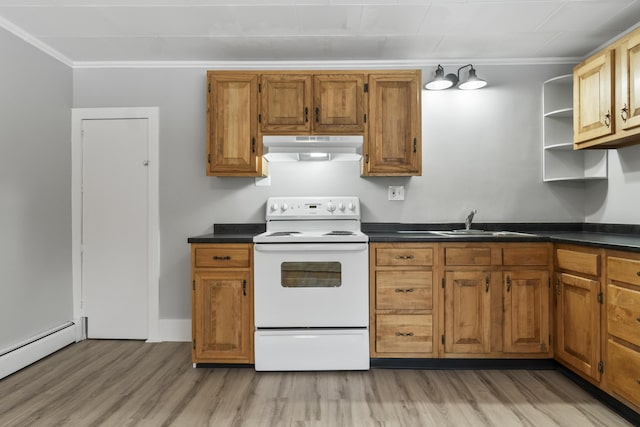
[158,318,191,342]
[0,322,78,380]
[371,358,558,370]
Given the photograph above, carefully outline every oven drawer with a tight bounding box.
[375,247,433,267]
[194,246,251,268]
[375,271,432,310]
[376,314,433,353]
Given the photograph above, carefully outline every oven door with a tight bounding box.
[254,243,369,328]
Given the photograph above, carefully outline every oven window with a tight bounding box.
[281,262,342,288]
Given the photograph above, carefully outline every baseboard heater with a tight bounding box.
[0,321,77,380]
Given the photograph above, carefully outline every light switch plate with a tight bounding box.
[388,186,404,201]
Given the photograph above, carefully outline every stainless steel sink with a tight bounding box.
[395,230,536,238]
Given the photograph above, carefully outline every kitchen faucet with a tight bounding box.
[465,209,477,230]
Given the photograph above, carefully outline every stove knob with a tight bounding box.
[270,203,279,212]
[348,202,356,211]
[281,203,288,212]
[338,203,345,211]
[326,201,336,212]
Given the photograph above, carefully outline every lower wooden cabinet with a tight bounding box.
[441,243,552,358]
[370,243,436,358]
[606,250,640,410]
[191,243,254,364]
[554,244,603,384]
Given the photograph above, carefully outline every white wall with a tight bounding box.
[73,63,593,321]
[0,28,73,350]
[585,143,640,223]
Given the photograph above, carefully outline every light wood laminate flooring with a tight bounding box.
[0,340,634,426]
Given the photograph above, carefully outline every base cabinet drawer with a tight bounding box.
[608,256,640,287]
[607,339,640,408]
[608,284,640,346]
[375,270,432,310]
[376,314,433,353]
[556,248,600,276]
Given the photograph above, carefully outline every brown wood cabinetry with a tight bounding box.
[574,26,640,149]
[260,72,365,134]
[441,243,551,358]
[364,71,422,176]
[191,243,254,364]
[206,69,421,177]
[554,245,603,383]
[370,243,436,358]
[606,250,640,410]
[206,72,264,176]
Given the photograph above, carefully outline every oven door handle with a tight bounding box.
[254,243,368,253]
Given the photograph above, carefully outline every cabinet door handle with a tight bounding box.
[485,276,490,293]
[305,107,309,122]
[395,255,414,260]
[395,288,415,293]
[413,137,417,153]
[242,279,247,296]
[506,275,512,292]
[556,278,561,295]
[251,137,256,153]
[604,110,611,128]
[213,256,231,260]
[315,107,319,122]
[395,332,414,337]
[621,104,629,122]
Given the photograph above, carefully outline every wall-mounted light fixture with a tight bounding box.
[425,64,487,90]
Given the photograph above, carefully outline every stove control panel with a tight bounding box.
[265,196,360,220]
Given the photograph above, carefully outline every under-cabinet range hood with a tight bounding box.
[262,135,363,162]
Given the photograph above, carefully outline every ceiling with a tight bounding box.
[1,0,640,66]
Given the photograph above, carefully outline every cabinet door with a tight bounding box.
[503,270,550,354]
[207,72,260,176]
[555,272,601,381]
[620,32,640,131]
[444,270,492,354]
[260,74,312,132]
[365,72,421,176]
[573,50,614,144]
[313,74,365,133]
[193,270,253,363]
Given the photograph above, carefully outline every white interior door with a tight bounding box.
[81,118,149,339]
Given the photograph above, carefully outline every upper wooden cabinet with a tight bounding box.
[574,26,640,149]
[573,51,614,145]
[260,72,365,134]
[207,69,421,177]
[364,71,422,176]
[206,72,264,176]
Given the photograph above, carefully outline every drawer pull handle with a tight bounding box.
[636,317,640,323]
[395,332,414,337]
[395,288,415,293]
[395,255,414,260]
[213,256,231,261]
[637,271,640,277]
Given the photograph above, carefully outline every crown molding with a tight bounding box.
[0,16,73,67]
[71,57,580,69]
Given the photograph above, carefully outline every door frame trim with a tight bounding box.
[71,107,160,342]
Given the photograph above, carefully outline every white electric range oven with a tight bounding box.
[253,196,369,371]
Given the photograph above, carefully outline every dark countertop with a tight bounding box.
[188,222,640,253]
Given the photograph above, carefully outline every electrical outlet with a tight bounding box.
[388,186,405,201]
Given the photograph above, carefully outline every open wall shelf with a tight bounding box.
[542,74,607,182]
